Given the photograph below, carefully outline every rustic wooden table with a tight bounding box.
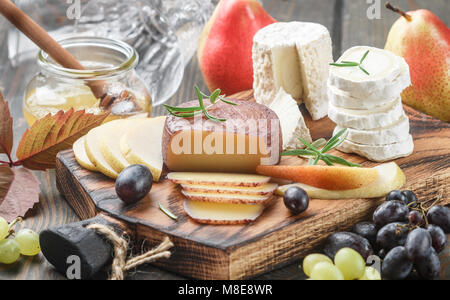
[0,0,448,280]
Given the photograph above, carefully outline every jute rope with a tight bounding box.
[87,224,174,280]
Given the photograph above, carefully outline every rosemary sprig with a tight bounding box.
[164,86,237,123]
[282,129,361,167]
[158,201,178,221]
[330,50,371,76]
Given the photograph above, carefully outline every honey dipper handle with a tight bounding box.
[0,0,105,98]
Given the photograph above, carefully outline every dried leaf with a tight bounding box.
[16,109,109,170]
[0,92,13,155]
[0,164,14,207]
[0,168,40,222]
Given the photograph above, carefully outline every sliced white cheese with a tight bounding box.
[329,46,411,100]
[333,115,410,145]
[337,134,414,162]
[253,22,333,120]
[328,98,405,130]
[268,88,312,150]
[181,189,273,205]
[181,183,278,196]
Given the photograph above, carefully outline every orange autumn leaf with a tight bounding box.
[16,109,109,170]
[0,92,13,155]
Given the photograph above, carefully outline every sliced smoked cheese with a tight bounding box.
[337,134,414,162]
[181,190,273,205]
[329,46,410,100]
[167,172,271,187]
[184,199,265,225]
[333,115,410,145]
[181,183,278,196]
[328,98,405,130]
[162,99,282,173]
[253,22,333,120]
[268,88,312,150]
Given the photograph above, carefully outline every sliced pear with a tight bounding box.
[85,125,119,179]
[276,162,406,200]
[256,165,379,191]
[181,189,273,205]
[100,118,149,173]
[167,172,270,187]
[184,199,265,225]
[181,183,278,196]
[120,117,166,182]
[73,136,97,171]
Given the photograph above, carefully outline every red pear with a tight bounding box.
[385,2,450,122]
[198,0,276,95]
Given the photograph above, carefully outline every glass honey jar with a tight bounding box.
[23,36,152,126]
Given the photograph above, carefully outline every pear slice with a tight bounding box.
[167,172,271,187]
[181,183,278,196]
[100,118,148,173]
[181,189,273,205]
[184,199,265,225]
[73,136,97,171]
[85,124,119,179]
[120,117,166,182]
[276,162,405,200]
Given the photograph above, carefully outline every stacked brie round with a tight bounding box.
[328,46,414,162]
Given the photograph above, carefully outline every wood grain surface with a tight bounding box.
[0,0,449,280]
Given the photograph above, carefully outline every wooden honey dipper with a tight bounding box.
[0,0,134,109]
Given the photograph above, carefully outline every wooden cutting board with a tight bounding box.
[55,90,450,280]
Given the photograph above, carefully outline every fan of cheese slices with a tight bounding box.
[168,172,277,224]
[328,46,414,162]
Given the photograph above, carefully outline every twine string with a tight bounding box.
[87,224,174,280]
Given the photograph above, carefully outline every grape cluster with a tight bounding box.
[303,248,381,280]
[0,217,41,264]
[301,189,449,280]
[375,190,449,280]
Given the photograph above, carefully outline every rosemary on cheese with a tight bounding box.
[163,86,237,123]
[330,50,371,75]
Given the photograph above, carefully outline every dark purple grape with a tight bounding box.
[408,210,424,226]
[427,224,447,253]
[427,206,450,233]
[415,247,441,280]
[115,165,153,204]
[386,190,408,203]
[381,246,413,280]
[373,200,409,229]
[402,190,418,207]
[283,187,309,215]
[405,228,432,263]
[323,232,373,260]
[352,222,377,247]
[376,222,409,251]
[378,249,387,259]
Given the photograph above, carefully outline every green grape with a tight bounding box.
[310,262,344,280]
[14,229,41,256]
[359,266,381,280]
[302,253,333,277]
[334,248,366,280]
[0,239,21,264]
[0,217,8,241]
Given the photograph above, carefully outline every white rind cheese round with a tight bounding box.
[329,46,411,100]
[333,115,410,145]
[337,134,414,162]
[253,22,333,120]
[328,98,405,130]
